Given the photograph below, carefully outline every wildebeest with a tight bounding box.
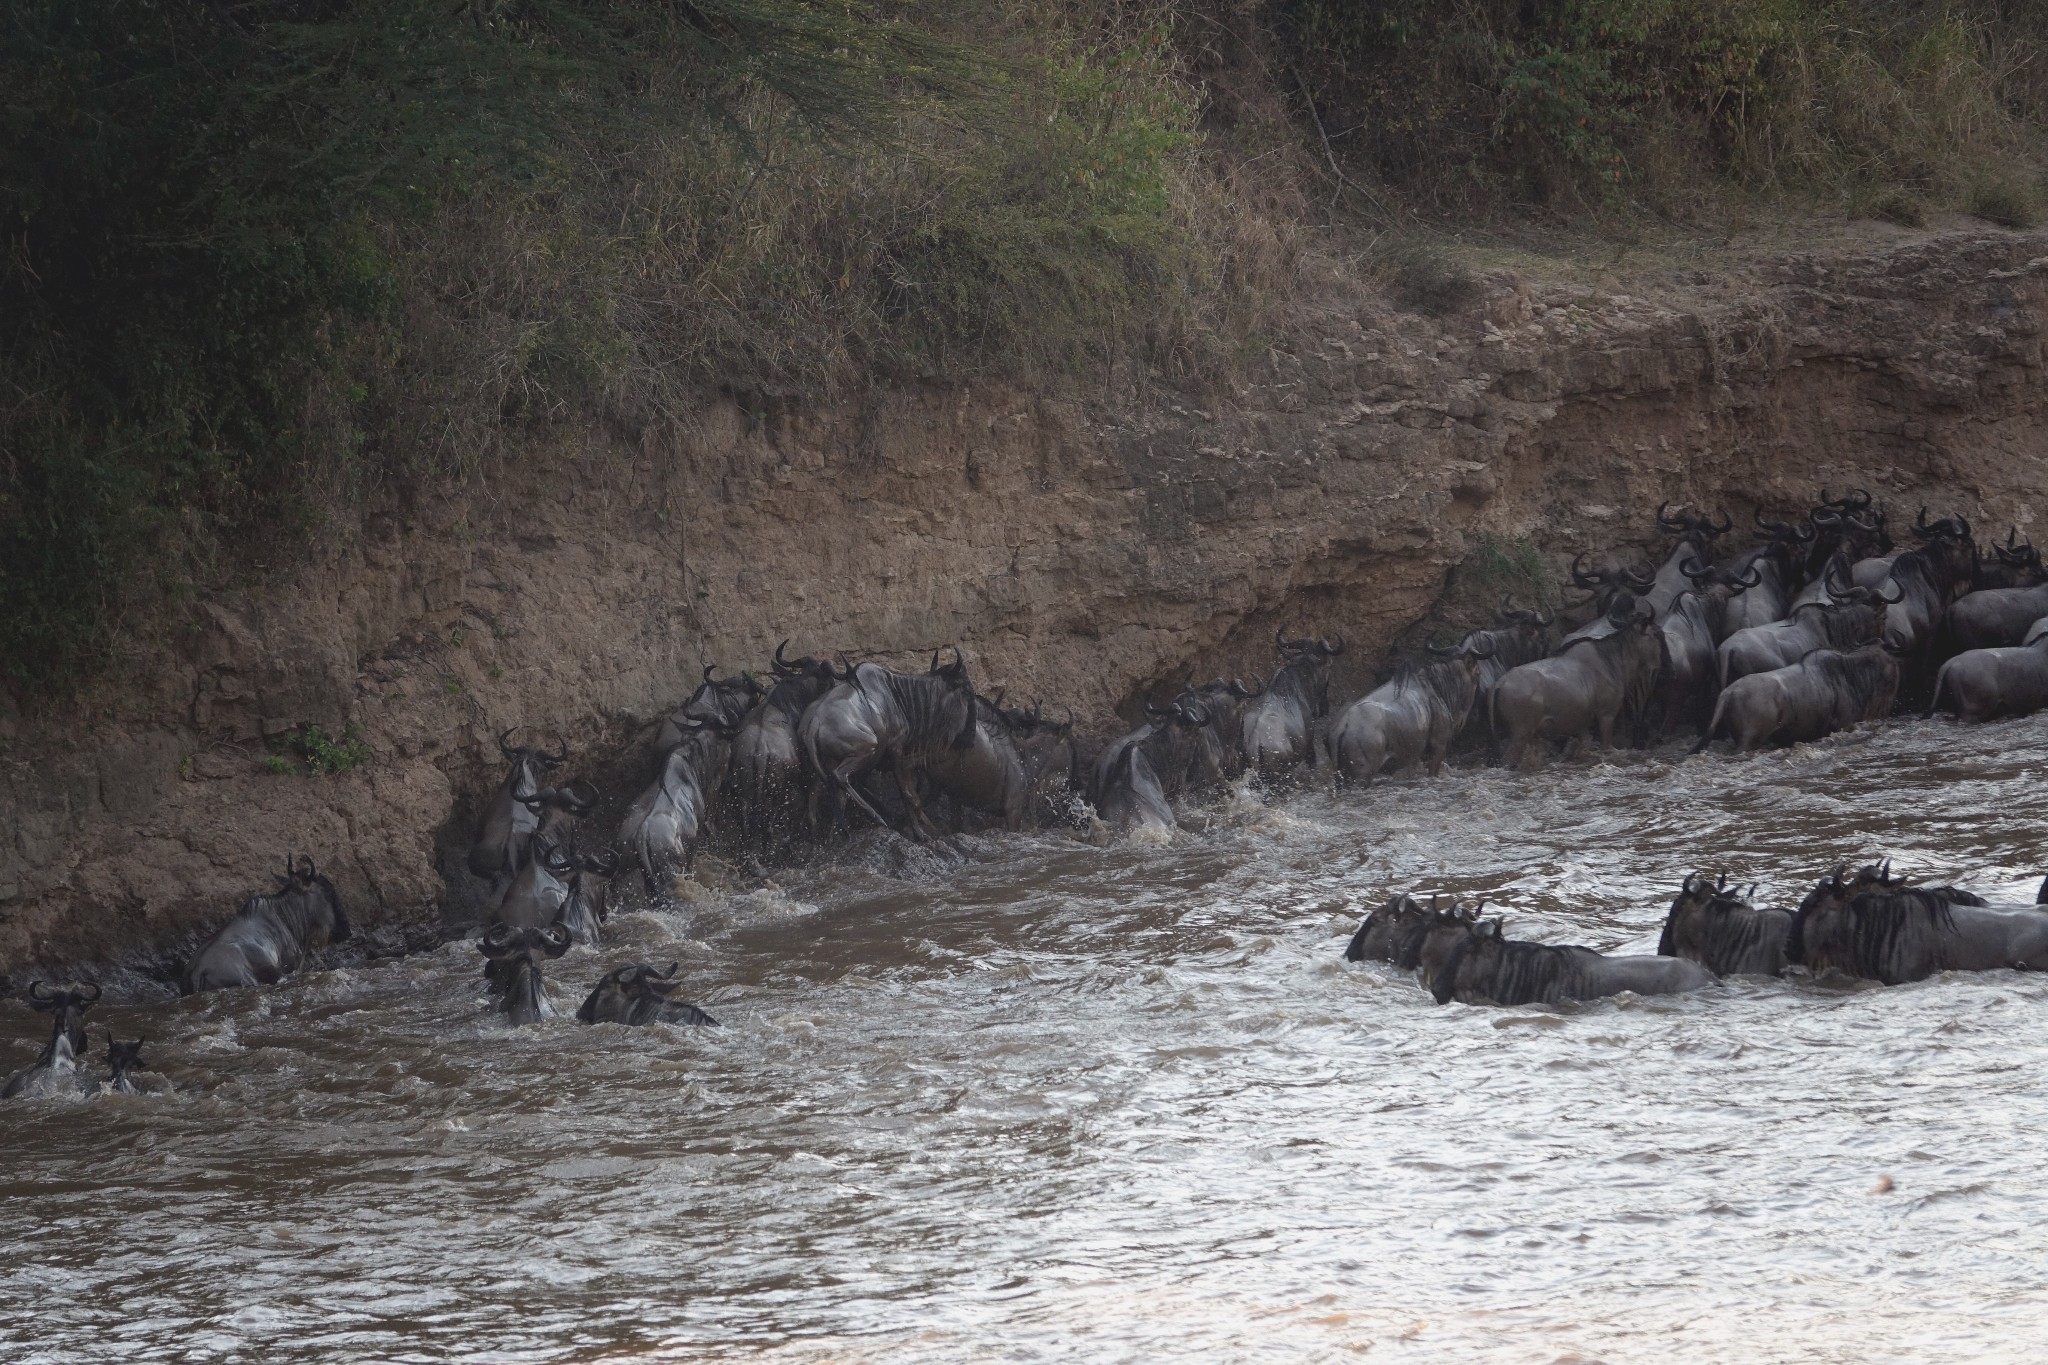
[1714,515,1811,638]
[1693,643,1899,754]
[493,836,576,928]
[1462,598,1554,701]
[1428,919,1714,1005]
[1678,553,1764,641]
[729,642,838,848]
[1559,555,1655,644]
[103,1035,148,1095]
[2,983,100,1099]
[1330,637,1493,787]
[466,730,566,892]
[1169,677,1260,787]
[1788,864,2048,984]
[576,963,720,1027]
[799,650,979,839]
[555,849,618,946]
[182,856,353,994]
[655,665,763,753]
[1646,504,1731,618]
[619,719,732,895]
[924,696,1075,832]
[1344,895,1483,972]
[1876,509,1976,668]
[1925,632,2048,723]
[1945,581,2048,652]
[1491,594,1664,768]
[1656,589,1721,735]
[1240,631,1345,777]
[1717,568,1896,687]
[1656,873,1792,976]
[519,779,598,852]
[479,922,572,1024]
[1091,736,1177,836]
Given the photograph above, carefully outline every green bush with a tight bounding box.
[266,723,371,777]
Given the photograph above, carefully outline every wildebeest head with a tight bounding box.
[480,923,572,1024]
[103,1034,146,1090]
[26,982,98,1060]
[1657,502,1732,545]
[1494,595,1555,630]
[274,854,353,946]
[517,779,599,841]
[498,728,568,776]
[1976,527,2047,589]
[575,962,720,1027]
[1569,553,1655,609]
[926,647,980,749]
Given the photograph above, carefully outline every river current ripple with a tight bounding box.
[5,717,2048,1362]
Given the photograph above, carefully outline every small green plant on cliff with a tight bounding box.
[265,723,370,777]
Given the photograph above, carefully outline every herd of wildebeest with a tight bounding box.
[10,489,2048,1097]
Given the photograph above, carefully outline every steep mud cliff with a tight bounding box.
[6,229,2046,974]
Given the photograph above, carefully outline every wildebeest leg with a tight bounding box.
[890,764,943,844]
[832,758,894,832]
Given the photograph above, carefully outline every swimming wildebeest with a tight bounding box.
[1788,864,2048,984]
[799,649,980,839]
[576,963,720,1027]
[1717,566,1897,687]
[1091,729,1179,836]
[467,730,567,893]
[1344,895,1484,972]
[555,849,618,947]
[924,696,1075,833]
[492,835,577,928]
[1656,873,1793,977]
[1490,594,1663,768]
[1240,631,1345,777]
[1427,920,1714,1005]
[1169,677,1261,788]
[479,922,572,1024]
[3,983,100,1099]
[1926,632,2048,723]
[181,856,353,994]
[102,1035,148,1095]
[1693,642,1900,754]
[729,642,838,848]
[1330,636,1494,788]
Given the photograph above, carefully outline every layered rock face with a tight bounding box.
[5,230,2045,971]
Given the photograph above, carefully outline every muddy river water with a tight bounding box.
[5,717,2048,1362]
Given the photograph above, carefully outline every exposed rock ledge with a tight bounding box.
[5,230,2046,973]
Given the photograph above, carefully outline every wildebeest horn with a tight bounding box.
[1619,566,1654,591]
[1825,559,1851,595]
[702,665,719,684]
[27,981,55,1003]
[1464,636,1496,660]
[546,734,568,764]
[76,982,101,1003]
[1733,564,1763,589]
[537,924,572,957]
[1145,702,1172,719]
[1324,633,1346,655]
[773,639,795,673]
[1811,507,1842,528]
[1656,501,1689,532]
[498,728,519,760]
[1845,488,1872,509]
[1680,555,1711,583]
[1683,872,1700,894]
[1532,601,1554,626]
[1914,505,1934,534]
[296,854,317,880]
[1877,578,1905,604]
[1956,514,1971,540]
[481,924,516,953]
[1709,510,1732,536]
[1570,552,1597,587]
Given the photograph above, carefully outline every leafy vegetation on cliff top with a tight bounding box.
[4,1,2045,698]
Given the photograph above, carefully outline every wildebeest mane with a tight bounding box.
[1387,655,1474,713]
[1791,879,1959,983]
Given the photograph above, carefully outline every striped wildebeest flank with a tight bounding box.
[1787,863,2048,985]
[1427,920,1714,1007]
[1490,593,1664,769]
[1239,630,1345,779]
[1656,873,1793,977]
[181,856,352,995]
[1693,641,1900,754]
[467,729,567,895]
[1329,635,1494,789]
[576,963,720,1028]
[2,982,101,1100]
[799,649,980,840]
[1946,579,2048,652]
[479,923,572,1025]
